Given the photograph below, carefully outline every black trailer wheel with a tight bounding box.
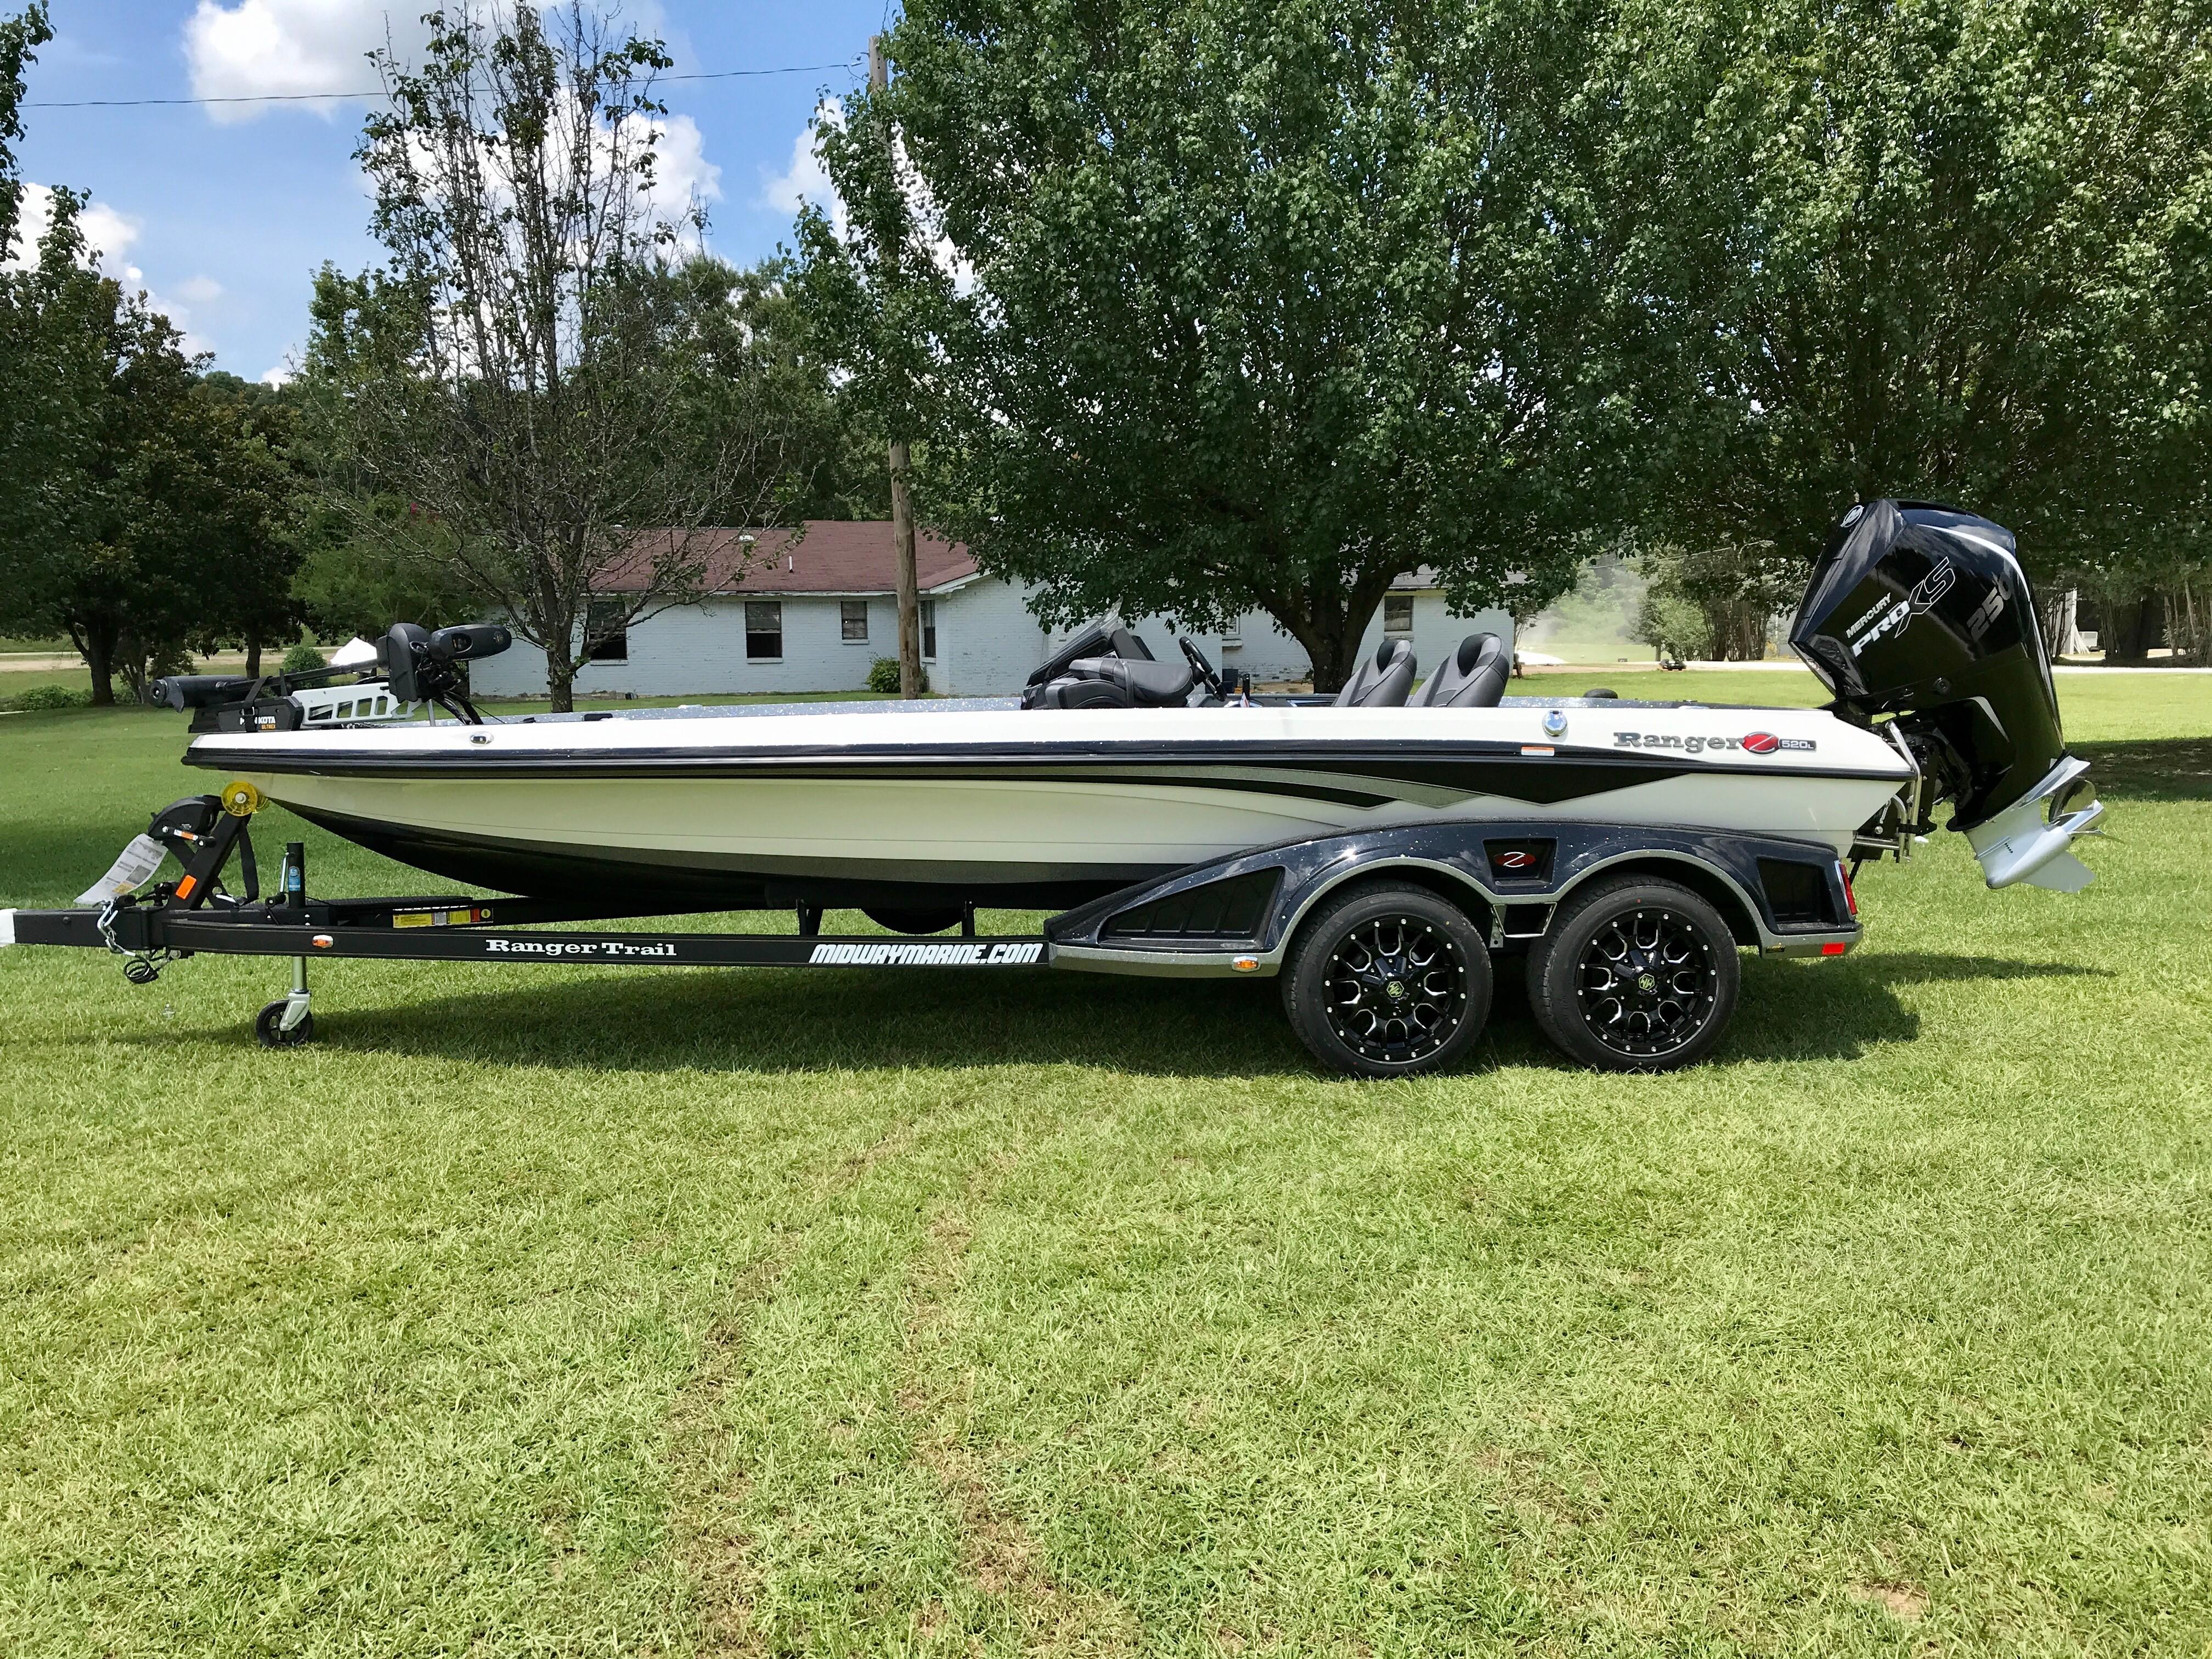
[253,1001,313,1048]
[1282,882,1491,1077]
[1526,876,1739,1070]
[859,904,967,935]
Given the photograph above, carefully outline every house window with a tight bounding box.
[584,599,628,663]
[921,600,937,661]
[1384,595,1414,635]
[745,601,782,661]
[840,600,870,643]
[1221,615,1243,649]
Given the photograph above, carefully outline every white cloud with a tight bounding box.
[630,109,719,222]
[7,185,215,353]
[7,183,144,280]
[183,0,426,123]
[261,358,295,386]
[761,100,843,234]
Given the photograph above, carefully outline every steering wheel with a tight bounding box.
[1178,636,1224,698]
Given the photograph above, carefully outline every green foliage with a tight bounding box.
[865,654,925,694]
[799,0,1605,690]
[0,3,49,258]
[304,5,806,712]
[1599,0,2212,607]
[0,9,296,702]
[1629,540,1802,662]
[280,642,326,675]
[3,679,86,709]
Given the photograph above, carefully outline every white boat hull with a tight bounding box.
[190,701,1912,906]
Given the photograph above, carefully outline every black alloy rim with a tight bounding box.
[1323,913,1469,1065]
[1573,905,1718,1058]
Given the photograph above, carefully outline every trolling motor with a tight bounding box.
[376,623,510,724]
[147,624,511,730]
[1791,500,2103,891]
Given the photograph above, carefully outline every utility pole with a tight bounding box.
[872,33,923,697]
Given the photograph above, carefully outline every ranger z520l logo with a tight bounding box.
[1614,730,1816,755]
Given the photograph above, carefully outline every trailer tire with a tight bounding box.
[859,904,967,935]
[254,1001,313,1048]
[1526,876,1738,1070]
[1282,882,1491,1077]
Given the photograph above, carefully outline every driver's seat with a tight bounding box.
[1028,654,1194,708]
[1412,632,1510,708]
[1333,639,1416,707]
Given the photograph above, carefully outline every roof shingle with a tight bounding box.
[597,522,978,596]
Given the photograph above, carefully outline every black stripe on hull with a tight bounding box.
[287,803,1180,910]
[189,742,1892,808]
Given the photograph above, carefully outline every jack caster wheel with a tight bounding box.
[254,1001,314,1048]
[1282,882,1492,1077]
[1526,876,1739,1070]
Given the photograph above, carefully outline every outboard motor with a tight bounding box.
[1790,499,2102,891]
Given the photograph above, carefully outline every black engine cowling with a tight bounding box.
[1791,500,2066,831]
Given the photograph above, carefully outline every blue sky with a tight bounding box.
[15,1,882,379]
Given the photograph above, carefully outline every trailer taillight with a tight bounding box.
[1838,861,1857,918]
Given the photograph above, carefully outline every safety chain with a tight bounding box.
[96,896,177,986]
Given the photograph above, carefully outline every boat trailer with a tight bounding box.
[3,783,1867,1074]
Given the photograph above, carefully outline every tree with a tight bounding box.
[1629,539,1801,662]
[708,257,889,523]
[1600,0,2212,606]
[0,7,296,699]
[796,0,1607,691]
[10,273,301,701]
[190,373,304,675]
[307,3,792,711]
[0,2,46,255]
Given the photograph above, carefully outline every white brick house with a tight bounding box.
[470,522,1515,699]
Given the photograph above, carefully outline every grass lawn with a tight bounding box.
[2,678,2209,1655]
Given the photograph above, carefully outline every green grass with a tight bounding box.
[2,681,2210,1655]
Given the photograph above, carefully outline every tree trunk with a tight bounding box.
[2105,592,2163,663]
[1277,606,1357,693]
[545,628,576,714]
[245,628,262,679]
[1273,577,1397,693]
[76,620,117,706]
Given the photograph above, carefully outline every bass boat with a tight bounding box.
[0,497,2103,1078]
[163,499,2096,914]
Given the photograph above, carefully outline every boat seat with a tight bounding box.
[1413,632,1510,708]
[1109,627,1156,661]
[1031,654,1194,708]
[1096,656,1194,704]
[1333,639,1416,707]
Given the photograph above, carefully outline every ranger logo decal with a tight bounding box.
[1613,730,1816,755]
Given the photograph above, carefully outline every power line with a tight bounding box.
[24,58,862,110]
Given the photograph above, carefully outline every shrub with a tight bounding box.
[7,683,92,711]
[866,657,928,693]
[281,643,328,676]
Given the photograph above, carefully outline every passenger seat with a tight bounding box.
[1412,633,1510,708]
[1333,639,1417,707]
